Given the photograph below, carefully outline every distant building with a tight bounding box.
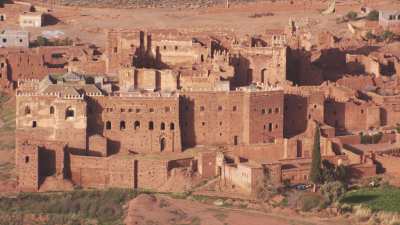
[0,30,29,48]
[19,12,43,28]
[379,10,400,29]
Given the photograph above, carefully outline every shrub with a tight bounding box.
[381,30,395,42]
[33,36,73,47]
[354,205,372,222]
[346,11,358,21]
[0,189,137,224]
[367,10,379,21]
[366,31,375,40]
[299,193,324,212]
[320,181,346,204]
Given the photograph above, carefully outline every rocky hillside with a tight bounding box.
[55,0,261,8]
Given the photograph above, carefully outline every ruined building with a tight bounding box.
[14,28,384,194]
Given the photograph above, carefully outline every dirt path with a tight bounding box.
[124,194,354,225]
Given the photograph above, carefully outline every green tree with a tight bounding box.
[36,36,49,46]
[310,125,322,185]
[382,30,395,42]
[366,10,379,21]
[346,11,358,21]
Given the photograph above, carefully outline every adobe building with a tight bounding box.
[14,28,388,194]
[19,12,43,27]
[0,44,104,89]
[0,30,29,48]
[379,10,400,30]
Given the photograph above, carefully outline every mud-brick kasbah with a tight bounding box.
[2,3,400,194]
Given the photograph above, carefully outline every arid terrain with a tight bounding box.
[3,0,398,45]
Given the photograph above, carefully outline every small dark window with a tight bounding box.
[136,108,141,113]
[32,121,37,128]
[268,108,272,114]
[218,106,223,111]
[175,46,178,50]
[262,109,266,114]
[149,121,154,130]
[361,109,364,114]
[170,123,175,130]
[232,106,237,111]
[25,156,29,163]
[50,106,55,115]
[200,106,205,111]
[24,106,31,115]
[149,108,154,113]
[121,108,125,112]
[120,121,126,130]
[165,107,170,112]
[106,121,111,130]
[66,107,74,119]
[160,122,165,130]
[275,107,279,113]
[268,123,273,132]
[134,121,140,130]
[202,122,206,126]
[128,108,133,112]
[113,47,117,53]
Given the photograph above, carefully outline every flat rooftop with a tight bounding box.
[347,143,400,153]
[1,30,29,36]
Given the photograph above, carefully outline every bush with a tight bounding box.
[33,36,73,47]
[354,205,372,222]
[320,181,346,204]
[346,11,358,21]
[0,189,138,225]
[367,10,379,21]
[381,30,395,42]
[299,193,324,212]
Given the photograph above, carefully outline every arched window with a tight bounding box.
[261,68,267,83]
[170,123,175,130]
[160,138,166,152]
[134,121,140,130]
[65,107,74,119]
[106,121,111,130]
[24,106,31,115]
[149,121,154,130]
[120,121,126,130]
[50,106,55,115]
[160,122,165,130]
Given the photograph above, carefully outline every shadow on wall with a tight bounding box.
[133,32,169,70]
[107,139,120,155]
[43,14,60,26]
[231,54,251,88]
[179,96,195,149]
[284,94,308,138]
[286,48,323,85]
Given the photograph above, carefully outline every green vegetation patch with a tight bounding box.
[0,188,138,225]
[341,187,400,212]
